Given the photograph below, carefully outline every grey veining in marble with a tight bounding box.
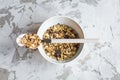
[0,0,120,80]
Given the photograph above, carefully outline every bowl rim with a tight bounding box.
[37,16,84,64]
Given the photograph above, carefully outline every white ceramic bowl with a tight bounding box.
[37,16,84,64]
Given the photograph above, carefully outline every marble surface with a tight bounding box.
[0,0,120,80]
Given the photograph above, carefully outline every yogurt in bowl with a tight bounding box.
[37,16,84,64]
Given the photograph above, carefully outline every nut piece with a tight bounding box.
[20,34,41,49]
[42,23,80,61]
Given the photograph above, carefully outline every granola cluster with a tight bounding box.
[20,34,41,49]
[43,24,80,61]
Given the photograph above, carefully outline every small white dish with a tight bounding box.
[37,16,84,64]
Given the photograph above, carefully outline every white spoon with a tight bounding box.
[16,34,98,47]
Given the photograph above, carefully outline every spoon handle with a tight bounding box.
[51,39,99,43]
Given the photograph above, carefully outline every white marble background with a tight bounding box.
[0,0,120,80]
